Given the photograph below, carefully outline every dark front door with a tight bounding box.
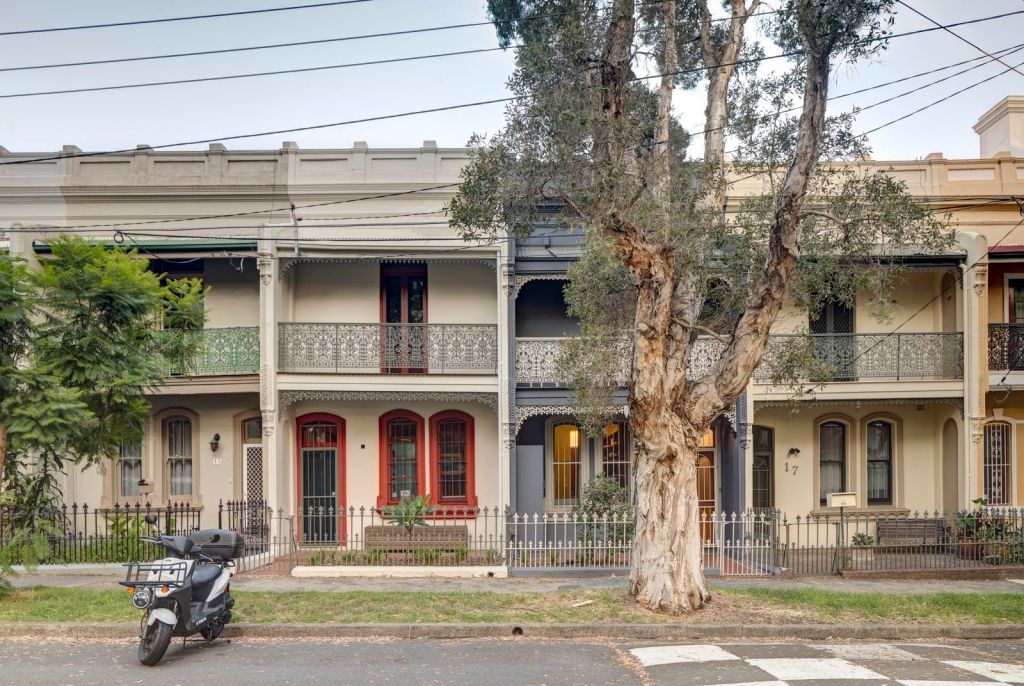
[298,419,340,544]
[382,264,427,373]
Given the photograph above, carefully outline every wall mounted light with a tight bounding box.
[787,447,801,457]
[210,433,221,452]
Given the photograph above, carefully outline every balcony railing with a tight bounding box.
[278,322,498,374]
[988,323,1024,371]
[164,327,260,376]
[515,332,963,386]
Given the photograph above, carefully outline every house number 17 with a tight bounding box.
[784,462,799,475]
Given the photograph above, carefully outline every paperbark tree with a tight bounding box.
[451,0,952,613]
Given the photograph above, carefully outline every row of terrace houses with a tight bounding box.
[3,96,1024,538]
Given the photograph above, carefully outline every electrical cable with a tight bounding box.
[4,7,1022,166]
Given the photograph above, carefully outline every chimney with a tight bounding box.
[973,96,1024,158]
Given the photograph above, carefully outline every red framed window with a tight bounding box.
[377,410,426,508]
[429,410,477,509]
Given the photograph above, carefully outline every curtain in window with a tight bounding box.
[819,422,846,505]
[167,417,193,497]
[119,442,142,498]
[867,421,893,504]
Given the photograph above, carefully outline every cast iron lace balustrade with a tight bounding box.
[164,327,260,376]
[278,323,498,374]
[988,324,1024,371]
[515,332,962,386]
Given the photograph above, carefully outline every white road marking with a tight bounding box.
[747,658,886,681]
[714,682,789,686]
[943,661,1024,684]
[1008,579,1024,585]
[628,644,740,667]
[816,644,927,661]
[899,681,1005,686]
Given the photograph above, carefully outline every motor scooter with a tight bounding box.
[120,513,244,666]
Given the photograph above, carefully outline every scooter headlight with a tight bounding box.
[131,588,154,609]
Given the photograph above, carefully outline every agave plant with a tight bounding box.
[381,495,435,535]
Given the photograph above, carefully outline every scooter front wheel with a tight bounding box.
[138,620,173,666]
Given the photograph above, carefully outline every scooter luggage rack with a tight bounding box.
[120,560,190,589]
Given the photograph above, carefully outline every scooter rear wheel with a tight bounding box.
[138,620,173,666]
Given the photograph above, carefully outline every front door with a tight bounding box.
[381,264,427,373]
[298,418,341,544]
[810,298,855,380]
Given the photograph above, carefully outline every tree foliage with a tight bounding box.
[0,237,206,515]
[451,0,956,613]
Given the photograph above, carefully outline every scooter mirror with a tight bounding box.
[144,514,159,526]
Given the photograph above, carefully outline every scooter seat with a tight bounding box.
[190,564,221,601]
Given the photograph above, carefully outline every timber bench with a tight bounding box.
[363,524,470,551]
[874,518,948,549]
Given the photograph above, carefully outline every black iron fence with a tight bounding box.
[0,501,201,564]
[988,323,1024,370]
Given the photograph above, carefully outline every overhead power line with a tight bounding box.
[0,46,514,99]
[0,5,779,73]
[0,0,375,37]
[4,7,1022,168]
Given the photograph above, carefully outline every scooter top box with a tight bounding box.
[188,529,245,561]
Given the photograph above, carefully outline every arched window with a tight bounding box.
[819,420,846,506]
[866,420,894,505]
[984,422,1012,506]
[430,411,476,508]
[752,426,774,511]
[378,410,425,507]
[118,441,143,500]
[601,421,630,490]
[165,416,193,497]
[551,421,582,508]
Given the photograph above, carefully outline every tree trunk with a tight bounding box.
[628,408,708,613]
[0,425,7,490]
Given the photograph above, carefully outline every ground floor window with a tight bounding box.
[601,421,630,490]
[118,441,142,499]
[378,410,425,506]
[866,420,894,505]
[551,421,582,508]
[165,416,193,497]
[984,421,1012,505]
[430,410,476,508]
[819,420,847,506]
[752,426,773,510]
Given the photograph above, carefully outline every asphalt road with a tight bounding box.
[0,637,1022,685]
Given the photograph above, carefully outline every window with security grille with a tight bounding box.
[984,422,1012,506]
[166,417,193,496]
[601,421,630,490]
[819,421,846,506]
[388,418,419,500]
[119,441,142,499]
[552,422,581,507]
[437,419,467,501]
[867,420,893,505]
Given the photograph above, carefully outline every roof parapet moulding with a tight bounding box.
[281,141,299,151]
[62,145,81,154]
[0,146,8,155]
[353,141,368,150]
[208,143,226,152]
[924,152,944,160]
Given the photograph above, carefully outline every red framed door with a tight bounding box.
[295,413,345,544]
[381,264,427,373]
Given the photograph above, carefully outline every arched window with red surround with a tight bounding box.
[378,410,425,508]
[429,410,477,510]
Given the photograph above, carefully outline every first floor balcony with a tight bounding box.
[516,332,964,386]
[164,327,260,377]
[988,323,1024,371]
[278,322,498,375]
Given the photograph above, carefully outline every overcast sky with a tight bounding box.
[2,0,1023,161]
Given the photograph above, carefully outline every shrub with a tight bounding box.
[571,474,630,519]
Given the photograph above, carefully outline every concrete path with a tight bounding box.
[0,637,1021,686]
[10,570,1024,594]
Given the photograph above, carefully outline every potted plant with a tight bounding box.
[955,498,990,560]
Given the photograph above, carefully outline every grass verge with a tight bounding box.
[0,586,1020,625]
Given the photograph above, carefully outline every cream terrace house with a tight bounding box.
[0,96,1022,573]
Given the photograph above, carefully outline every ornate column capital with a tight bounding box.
[257,255,273,286]
[972,264,987,297]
